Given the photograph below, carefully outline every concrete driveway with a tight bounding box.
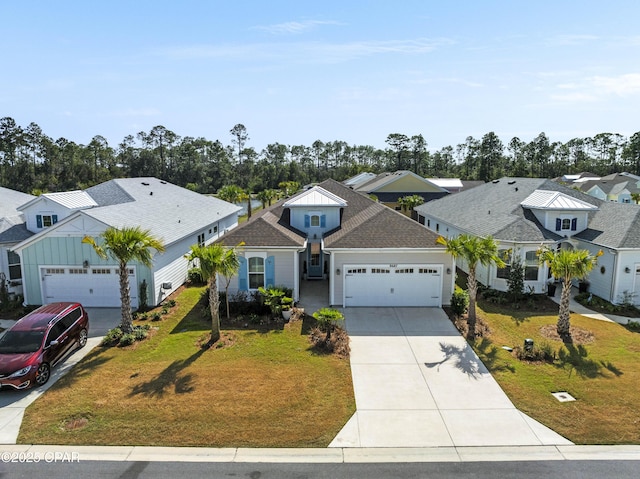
[0,308,120,444]
[330,307,573,448]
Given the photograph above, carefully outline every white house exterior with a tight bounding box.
[415,177,640,305]
[0,187,35,300]
[12,178,241,308]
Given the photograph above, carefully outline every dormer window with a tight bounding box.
[310,215,320,227]
[556,217,577,232]
[36,214,58,228]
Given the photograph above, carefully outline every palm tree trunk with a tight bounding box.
[209,277,221,343]
[119,261,133,334]
[466,268,478,339]
[557,278,573,341]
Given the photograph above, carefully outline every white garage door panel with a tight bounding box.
[41,266,138,307]
[344,264,442,307]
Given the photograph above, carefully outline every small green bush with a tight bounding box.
[118,333,136,346]
[450,289,469,318]
[514,342,556,363]
[626,320,640,332]
[101,327,123,346]
[133,327,148,341]
[151,312,162,321]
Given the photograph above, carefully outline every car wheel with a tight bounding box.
[35,363,51,386]
[78,328,88,348]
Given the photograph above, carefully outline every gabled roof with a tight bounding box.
[14,178,242,250]
[218,179,444,250]
[217,209,307,248]
[520,190,598,210]
[0,187,35,244]
[430,178,463,189]
[414,177,597,242]
[1,187,34,218]
[354,170,447,194]
[19,190,97,211]
[283,185,347,207]
[343,172,376,187]
[81,178,241,246]
[320,180,443,249]
[415,176,640,249]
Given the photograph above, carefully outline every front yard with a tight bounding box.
[18,285,355,447]
[471,296,640,444]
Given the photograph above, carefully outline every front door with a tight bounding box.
[308,242,323,278]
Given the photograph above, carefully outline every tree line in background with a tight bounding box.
[1,117,639,196]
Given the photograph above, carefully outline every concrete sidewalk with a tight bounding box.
[330,307,571,449]
[548,285,636,325]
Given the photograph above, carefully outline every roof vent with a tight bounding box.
[141,182,149,186]
[160,181,166,184]
[492,180,499,184]
[150,191,153,196]
[508,180,516,185]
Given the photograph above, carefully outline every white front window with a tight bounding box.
[248,257,265,289]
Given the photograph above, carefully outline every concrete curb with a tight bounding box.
[1,444,640,463]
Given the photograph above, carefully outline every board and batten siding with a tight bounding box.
[329,250,453,306]
[19,236,152,306]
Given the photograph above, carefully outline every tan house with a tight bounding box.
[345,170,449,213]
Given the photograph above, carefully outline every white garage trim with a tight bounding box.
[343,263,442,307]
[40,266,138,308]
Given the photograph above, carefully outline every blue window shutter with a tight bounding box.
[52,214,58,224]
[265,256,275,288]
[571,218,577,231]
[555,218,561,231]
[304,214,310,228]
[36,215,42,228]
[320,215,326,228]
[238,257,248,291]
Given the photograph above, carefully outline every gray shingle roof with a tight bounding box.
[217,179,444,250]
[82,178,241,246]
[415,176,640,249]
[320,179,443,249]
[0,187,35,244]
[0,187,34,218]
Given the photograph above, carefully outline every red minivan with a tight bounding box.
[0,302,89,390]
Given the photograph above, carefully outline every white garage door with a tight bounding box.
[41,266,138,308]
[343,264,442,307]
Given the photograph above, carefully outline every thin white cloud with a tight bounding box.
[161,37,453,64]
[546,34,599,46]
[253,20,343,35]
[592,73,640,95]
[549,73,640,103]
[114,108,162,117]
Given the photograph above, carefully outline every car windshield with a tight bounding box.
[0,330,45,354]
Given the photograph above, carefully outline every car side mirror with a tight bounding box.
[50,340,59,347]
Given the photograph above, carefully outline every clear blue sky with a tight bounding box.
[2,1,639,152]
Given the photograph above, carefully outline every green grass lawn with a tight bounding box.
[18,285,355,447]
[471,297,640,444]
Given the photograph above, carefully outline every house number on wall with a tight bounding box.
[389,264,397,267]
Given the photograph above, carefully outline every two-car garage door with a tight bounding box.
[41,266,138,308]
[343,264,442,307]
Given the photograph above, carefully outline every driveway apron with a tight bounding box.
[329,307,573,448]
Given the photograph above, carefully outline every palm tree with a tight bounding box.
[436,234,505,339]
[185,243,240,344]
[631,192,640,204]
[216,184,244,204]
[256,188,279,208]
[537,246,601,341]
[83,226,165,334]
[397,194,425,216]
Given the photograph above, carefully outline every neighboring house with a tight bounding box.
[345,170,449,212]
[0,187,35,299]
[12,178,241,308]
[571,172,640,204]
[217,179,454,308]
[415,177,640,306]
